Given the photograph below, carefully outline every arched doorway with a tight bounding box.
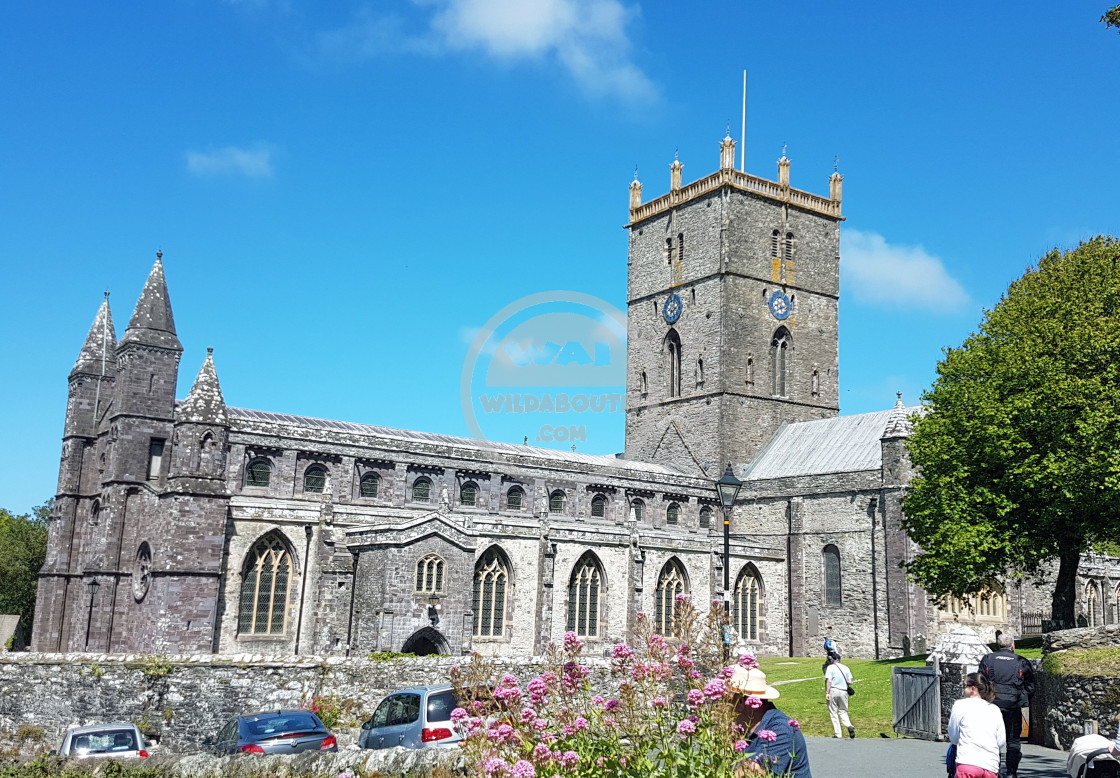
[401,626,451,656]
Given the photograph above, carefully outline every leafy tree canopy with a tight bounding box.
[0,500,51,637]
[1104,5,1120,31]
[902,237,1120,627]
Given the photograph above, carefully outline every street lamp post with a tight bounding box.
[715,463,742,660]
[84,578,100,652]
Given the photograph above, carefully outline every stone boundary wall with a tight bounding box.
[0,653,616,756]
[1035,625,1120,750]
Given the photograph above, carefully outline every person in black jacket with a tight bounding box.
[978,634,1034,778]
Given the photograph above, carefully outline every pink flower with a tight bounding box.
[719,666,735,679]
[676,719,697,736]
[533,719,548,732]
[510,760,536,778]
[533,743,552,761]
[558,751,580,769]
[451,707,468,722]
[603,716,617,727]
[482,757,510,776]
[788,719,800,730]
[520,708,536,724]
[611,643,633,660]
[738,652,759,669]
[652,695,668,708]
[677,655,696,670]
[756,729,777,742]
[595,757,606,768]
[573,717,590,732]
[746,695,763,709]
[734,739,749,752]
[703,679,727,701]
[563,631,584,653]
[687,689,705,709]
[604,699,619,712]
[591,695,605,706]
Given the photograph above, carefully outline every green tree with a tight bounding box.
[0,500,51,639]
[902,237,1120,628]
[1104,5,1120,31]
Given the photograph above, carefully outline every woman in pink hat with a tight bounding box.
[728,665,813,778]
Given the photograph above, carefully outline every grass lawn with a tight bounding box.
[756,655,927,739]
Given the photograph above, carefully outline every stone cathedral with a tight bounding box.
[36,132,1105,662]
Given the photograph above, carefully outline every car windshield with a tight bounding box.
[71,730,138,753]
[244,714,323,738]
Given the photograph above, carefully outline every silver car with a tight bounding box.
[359,685,464,749]
[58,723,148,759]
[211,710,337,755]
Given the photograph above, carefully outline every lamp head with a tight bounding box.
[716,462,742,508]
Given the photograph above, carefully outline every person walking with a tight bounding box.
[979,634,1034,778]
[824,652,855,739]
[729,666,812,777]
[948,672,1006,778]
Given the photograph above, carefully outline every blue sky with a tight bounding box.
[2,1,1118,515]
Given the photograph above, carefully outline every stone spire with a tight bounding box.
[629,166,642,210]
[120,252,182,351]
[720,129,736,171]
[179,348,228,425]
[882,391,913,439]
[71,293,117,378]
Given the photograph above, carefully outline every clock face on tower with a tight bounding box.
[663,293,682,324]
[768,290,791,321]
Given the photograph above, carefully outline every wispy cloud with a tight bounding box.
[185,146,274,178]
[316,0,654,101]
[841,229,969,312]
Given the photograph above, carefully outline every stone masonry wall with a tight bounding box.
[0,653,617,756]
[1035,625,1120,749]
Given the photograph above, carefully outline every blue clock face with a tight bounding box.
[663,293,683,324]
[768,290,791,320]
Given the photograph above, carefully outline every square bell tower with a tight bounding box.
[623,133,844,474]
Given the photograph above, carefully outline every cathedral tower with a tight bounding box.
[623,134,843,474]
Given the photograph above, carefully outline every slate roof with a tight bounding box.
[742,406,922,481]
[227,407,685,476]
[120,256,182,351]
[71,295,116,377]
[179,349,228,425]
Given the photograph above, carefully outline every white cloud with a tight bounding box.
[317,0,654,100]
[841,229,969,312]
[185,146,274,178]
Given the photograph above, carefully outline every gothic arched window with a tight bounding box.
[416,554,446,594]
[666,502,680,525]
[733,568,762,641]
[591,494,607,519]
[630,499,645,522]
[506,487,524,511]
[823,544,842,607]
[238,533,293,636]
[784,231,794,261]
[245,459,271,488]
[359,472,380,498]
[549,490,566,514]
[666,329,682,398]
[771,229,780,259]
[699,506,712,529]
[567,554,603,638]
[303,465,328,494]
[473,548,510,638]
[412,477,432,503]
[89,499,101,527]
[654,559,686,635]
[1086,582,1100,627]
[771,327,791,397]
[461,482,479,507]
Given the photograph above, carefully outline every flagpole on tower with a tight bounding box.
[740,70,747,172]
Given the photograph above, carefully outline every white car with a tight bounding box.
[58,723,149,759]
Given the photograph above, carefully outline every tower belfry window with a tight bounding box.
[666,329,682,398]
[148,439,165,480]
[677,232,684,264]
[770,328,790,397]
[666,237,674,264]
[771,230,780,259]
[784,232,794,261]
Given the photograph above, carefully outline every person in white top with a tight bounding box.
[823,653,855,739]
[948,672,1007,778]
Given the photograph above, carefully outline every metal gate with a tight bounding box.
[892,663,942,740]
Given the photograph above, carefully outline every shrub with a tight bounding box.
[450,597,789,777]
[15,726,43,742]
[304,694,345,730]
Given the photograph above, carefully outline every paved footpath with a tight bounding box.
[804,736,1070,778]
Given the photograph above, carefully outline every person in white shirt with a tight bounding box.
[948,672,1007,778]
[823,653,855,739]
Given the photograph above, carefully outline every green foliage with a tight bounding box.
[365,651,416,662]
[0,500,51,636]
[303,694,348,730]
[1103,5,1120,31]
[1042,647,1120,677]
[15,726,44,742]
[89,664,103,679]
[139,658,172,678]
[903,238,1120,626]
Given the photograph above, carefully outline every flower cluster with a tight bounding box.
[450,597,783,777]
